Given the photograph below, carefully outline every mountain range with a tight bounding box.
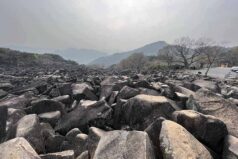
[89,41,168,67]
[4,41,168,66]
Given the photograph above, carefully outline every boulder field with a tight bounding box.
[0,67,238,159]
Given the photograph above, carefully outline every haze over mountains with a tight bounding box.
[4,40,168,66]
[90,41,168,67]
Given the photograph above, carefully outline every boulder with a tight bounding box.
[159,120,213,159]
[40,150,74,159]
[117,86,140,100]
[92,130,156,159]
[132,80,153,89]
[193,79,220,93]
[52,95,71,105]
[87,127,105,158]
[223,135,238,159]
[6,108,26,131]
[65,128,82,142]
[108,91,118,106]
[0,82,13,91]
[121,94,178,130]
[38,111,61,127]
[0,94,31,109]
[188,88,238,138]
[0,89,7,99]
[139,87,160,96]
[144,117,165,159]
[45,134,65,153]
[40,122,55,138]
[77,151,89,159]
[0,106,7,142]
[0,137,40,159]
[10,114,45,153]
[31,99,65,114]
[172,110,228,153]
[58,83,72,96]
[62,133,88,157]
[72,83,98,100]
[100,76,127,100]
[55,99,112,134]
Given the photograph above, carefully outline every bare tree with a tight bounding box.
[158,46,174,67]
[173,37,202,68]
[203,46,223,76]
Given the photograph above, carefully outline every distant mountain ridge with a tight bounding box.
[89,41,168,67]
[55,48,108,64]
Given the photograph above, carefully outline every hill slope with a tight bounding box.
[0,48,78,68]
[90,41,168,67]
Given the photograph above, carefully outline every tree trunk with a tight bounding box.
[205,64,212,76]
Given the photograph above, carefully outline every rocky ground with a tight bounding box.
[0,65,238,159]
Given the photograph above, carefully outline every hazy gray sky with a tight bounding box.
[0,0,238,52]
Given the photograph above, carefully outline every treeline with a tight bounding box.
[116,37,238,76]
[0,48,78,68]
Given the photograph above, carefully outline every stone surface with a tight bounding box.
[38,111,61,127]
[40,150,74,159]
[55,99,112,134]
[121,94,178,130]
[72,83,98,100]
[93,130,156,159]
[0,94,31,109]
[76,151,89,159]
[6,108,26,131]
[0,89,7,99]
[223,135,238,159]
[10,114,45,153]
[159,120,213,159]
[31,99,65,114]
[172,110,228,153]
[117,86,140,100]
[62,133,88,157]
[0,137,40,159]
[188,88,238,138]
[65,128,82,142]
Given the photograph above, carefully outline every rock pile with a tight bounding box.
[0,67,238,159]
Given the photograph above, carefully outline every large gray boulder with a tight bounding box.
[92,130,156,159]
[100,76,128,100]
[193,79,220,93]
[0,94,32,109]
[55,99,112,134]
[72,83,98,100]
[159,120,213,159]
[121,94,179,130]
[87,127,105,158]
[117,85,140,100]
[172,110,228,153]
[31,99,65,114]
[187,88,238,138]
[9,114,45,153]
[0,137,40,159]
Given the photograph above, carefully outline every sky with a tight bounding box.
[0,0,238,53]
